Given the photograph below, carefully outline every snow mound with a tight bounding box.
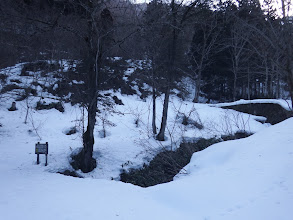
[1,118,292,219]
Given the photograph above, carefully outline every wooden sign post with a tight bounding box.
[35,142,48,166]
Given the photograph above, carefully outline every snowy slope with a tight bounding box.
[0,63,269,179]
[1,62,292,219]
[1,117,292,219]
[0,93,268,179]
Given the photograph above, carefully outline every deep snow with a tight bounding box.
[1,108,293,219]
[1,63,293,219]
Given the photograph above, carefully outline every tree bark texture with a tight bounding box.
[80,53,98,172]
[156,86,170,141]
[152,82,157,135]
[156,0,177,141]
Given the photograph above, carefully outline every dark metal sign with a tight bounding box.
[35,142,48,166]
[35,143,48,154]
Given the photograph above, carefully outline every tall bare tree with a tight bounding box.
[68,0,115,172]
[155,0,200,141]
[189,8,220,103]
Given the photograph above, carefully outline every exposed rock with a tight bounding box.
[120,138,220,187]
[8,101,17,111]
[222,103,292,125]
[36,101,64,113]
[58,170,83,178]
[112,96,123,105]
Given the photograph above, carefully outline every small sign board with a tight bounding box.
[35,142,48,166]
[35,143,48,154]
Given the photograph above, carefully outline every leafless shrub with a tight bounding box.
[206,109,251,137]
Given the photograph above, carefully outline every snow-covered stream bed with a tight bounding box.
[1,95,293,219]
[1,63,293,219]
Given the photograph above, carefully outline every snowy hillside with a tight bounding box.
[1,107,293,219]
[1,0,293,218]
[0,62,293,219]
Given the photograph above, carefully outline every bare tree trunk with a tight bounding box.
[276,67,280,99]
[75,1,104,172]
[232,53,239,101]
[156,0,177,141]
[281,0,293,109]
[265,64,269,97]
[81,94,97,172]
[152,64,157,135]
[193,69,202,103]
[152,86,157,135]
[286,63,293,110]
[247,67,251,100]
[269,75,273,98]
[156,86,170,141]
[80,52,98,172]
[233,71,237,101]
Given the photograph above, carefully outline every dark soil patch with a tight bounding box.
[181,114,204,130]
[112,95,123,105]
[21,61,60,76]
[1,84,21,93]
[66,127,78,135]
[0,73,8,82]
[10,79,21,84]
[120,131,253,187]
[120,138,220,187]
[222,103,293,125]
[221,131,253,141]
[58,170,83,178]
[36,101,64,112]
[15,88,37,101]
[70,150,97,173]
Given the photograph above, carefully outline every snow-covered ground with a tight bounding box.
[1,100,293,219]
[1,63,293,219]
[0,93,268,179]
[213,99,292,111]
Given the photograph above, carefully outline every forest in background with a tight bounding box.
[0,0,292,172]
[1,0,292,102]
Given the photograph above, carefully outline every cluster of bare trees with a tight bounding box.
[0,0,292,172]
[185,0,293,103]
